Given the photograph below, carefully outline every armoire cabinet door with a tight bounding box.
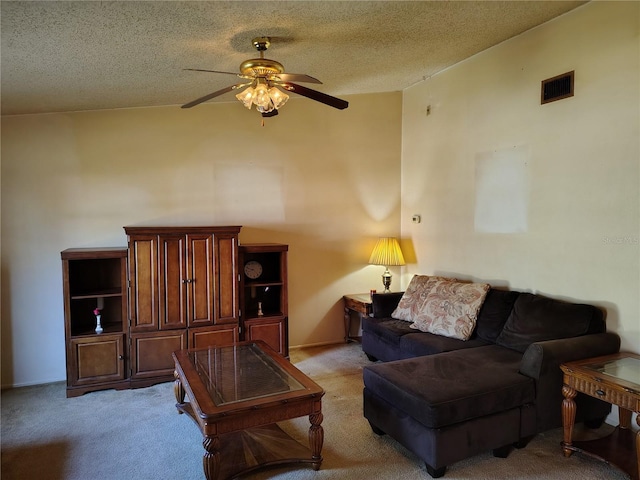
[158,234,187,330]
[216,234,238,325]
[129,235,159,332]
[186,234,215,328]
[130,330,187,379]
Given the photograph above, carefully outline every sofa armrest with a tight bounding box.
[371,292,404,318]
[519,332,621,380]
[519,332,620,432]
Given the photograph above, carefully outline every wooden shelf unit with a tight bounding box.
[239,244,289,357]
[62,247,129,397]
[62,226,242,396]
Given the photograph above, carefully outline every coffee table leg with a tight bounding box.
[619,406,632,429]
[309,412,324,470]
[174,370,185,405]
[636,414,640,479]
[561,384,577,457]
[202,436,220,480]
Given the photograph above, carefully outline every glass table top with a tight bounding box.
[586,356,640,387]
[188,343,305,406]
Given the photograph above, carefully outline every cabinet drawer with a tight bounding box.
[69,334,125,386]
[565,374,640,411]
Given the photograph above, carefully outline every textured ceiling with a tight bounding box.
[1,1,586,115]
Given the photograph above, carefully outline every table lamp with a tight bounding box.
[369,237,405,293]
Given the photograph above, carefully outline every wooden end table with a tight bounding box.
[343,293,372,343]
[561,352,640,480]
[173,341,325,480]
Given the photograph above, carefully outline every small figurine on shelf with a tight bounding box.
[93,307,103,334]
[257,302,264,317]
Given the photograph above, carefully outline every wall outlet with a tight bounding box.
[412,214,421,224]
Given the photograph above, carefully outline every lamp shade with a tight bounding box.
[368,237,405,267]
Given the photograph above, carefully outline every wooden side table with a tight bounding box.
[561,352,640,480]
[343,294,372,343]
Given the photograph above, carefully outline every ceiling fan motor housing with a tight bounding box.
[241,37,285,78]
[239,58,285,78]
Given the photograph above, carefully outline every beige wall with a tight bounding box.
[401,2,639,353]
[2,1,638,389]
[1,92,403,387]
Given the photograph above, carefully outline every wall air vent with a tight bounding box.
[541,71,574,104]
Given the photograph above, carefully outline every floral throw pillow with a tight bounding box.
[391,275,455,322]
[410,280,490,340]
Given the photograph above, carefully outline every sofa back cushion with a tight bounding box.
[371,292,405,318]
[476,289,520,343]
[410,280,491,341]
[495,293,603,353]
[391,275,455,322]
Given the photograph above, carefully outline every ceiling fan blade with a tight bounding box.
[184,68,240,77]
[181,84,243,109]
[279,82,349,110]
[274,73,322,84]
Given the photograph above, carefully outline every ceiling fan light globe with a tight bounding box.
[269,87,289,109]
[235,87,255,109]
[253,83,271,109]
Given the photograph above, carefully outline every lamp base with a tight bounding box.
[381,269,392,293]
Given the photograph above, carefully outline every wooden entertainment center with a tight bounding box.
[61,226,289,397]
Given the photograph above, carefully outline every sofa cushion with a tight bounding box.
[399,332,490,358]
[362,316,417,346]
[410,281,490,340]
[391,275,455,322]
[371,292,405,318]
[476,289,520,343]
[363,345,534,429]
[496,293,597,353]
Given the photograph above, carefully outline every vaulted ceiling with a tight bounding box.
[1,1,585,115]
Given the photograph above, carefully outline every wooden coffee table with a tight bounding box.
[561,352,640,480]
[173,341,325,480]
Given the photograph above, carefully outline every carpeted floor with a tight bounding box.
[1,342,629,479]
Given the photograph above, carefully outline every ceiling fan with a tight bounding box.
[182,37,349,117]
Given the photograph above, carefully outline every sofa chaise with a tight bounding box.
[361,275,621,477]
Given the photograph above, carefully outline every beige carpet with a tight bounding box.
[1,342,629,480]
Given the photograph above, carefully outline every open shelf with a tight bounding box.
[243,284,283,320]
[71,288,123,300]
[70,324,125,337]
[69,295,124,337]
[68,257,124,297]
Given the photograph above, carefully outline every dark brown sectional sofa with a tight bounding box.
[362,286,621,477]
